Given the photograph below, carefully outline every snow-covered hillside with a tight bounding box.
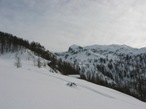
[0,49,146,109]
[56,44,146,101]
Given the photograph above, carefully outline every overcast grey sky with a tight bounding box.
[0,0,146,52]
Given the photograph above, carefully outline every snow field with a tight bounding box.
[0,51,146,109]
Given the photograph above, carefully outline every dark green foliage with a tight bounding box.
[0,31,53,61]
[0,31,29,54]
[48,57,80,75]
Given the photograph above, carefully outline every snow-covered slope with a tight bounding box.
[56,44,146,101]
[0,49,146,109]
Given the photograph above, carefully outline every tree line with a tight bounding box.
[0,31,80,75]
[0,31,54,60]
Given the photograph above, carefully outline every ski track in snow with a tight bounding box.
[78,85,115,99]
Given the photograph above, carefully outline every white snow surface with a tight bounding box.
[0,51,146,109]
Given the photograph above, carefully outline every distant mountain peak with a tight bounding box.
[69,44,81,49]
[66,44,146,55]
[68,44,83,53]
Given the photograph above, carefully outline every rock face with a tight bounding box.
[56,44,146,101]
[68,44,83,53]
[66,82,77,87]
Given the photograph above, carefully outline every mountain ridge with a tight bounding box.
[56,44,146,101]
[67,44,146,55]
[0,30,146,101]
[1,49,146,109]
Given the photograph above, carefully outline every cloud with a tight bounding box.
[0,0,146,51]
